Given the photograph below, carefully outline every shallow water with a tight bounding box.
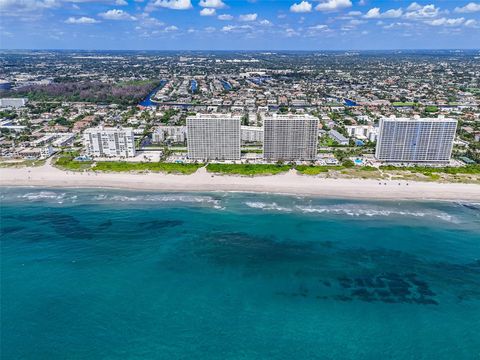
[1,188,480,359]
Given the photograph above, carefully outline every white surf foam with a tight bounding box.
[244,201,458,223]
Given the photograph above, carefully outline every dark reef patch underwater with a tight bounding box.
[1,188,480,359]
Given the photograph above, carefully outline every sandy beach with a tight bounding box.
[1,162,480,202]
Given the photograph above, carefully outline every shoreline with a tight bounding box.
[2,164,480,202]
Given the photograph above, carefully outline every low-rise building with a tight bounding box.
[328,130,349,146]
[153,126,187,143]
[345,125,378,142]
[241,126,263,143]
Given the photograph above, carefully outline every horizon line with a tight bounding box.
[1,48,480,52]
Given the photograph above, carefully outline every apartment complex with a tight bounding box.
[345,125,378,142]
[152,126,187,144]
[83,126,136,158]
[0,98,27,108]
[187,113,241,160]
[241,125,263,143]
[263,114,318,162]
[375,116,457,163]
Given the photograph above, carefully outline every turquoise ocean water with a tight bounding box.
[1,187,480,359]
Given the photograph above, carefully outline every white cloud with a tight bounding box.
[465,19,478,27]
[309,24,328,30]
[239,13,257,21]
[290,1,312,13]
[427,17,465,26]
[138,13,164,27]
[164,25,178,31]
[217,13,232,20]
[115,0,128,5]
[347,10,361,16]
[204,26,215,32]
[148,0,192,10]
[200,7,215,15]
[454,2,480,13]
[99,9,136,20]
[383,22,412,29]
[315,0,352,12]
[65,16,99,24]
[0,0,59,12]
[260,19,271,25]
[407,2,422,11]
[198,0,225,8]
[405,3,439,19]
[349,19,365,25]
[364,7,402,19]
[285,28,300,37]
[221,24,252,32]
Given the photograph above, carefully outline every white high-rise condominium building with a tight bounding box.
[187,113,241,160]
[375,116,457,163]
[83,126,136,158]
[263,114,319,162]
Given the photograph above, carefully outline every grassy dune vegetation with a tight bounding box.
[52,152,479,182]
[0,159,46,168]
[295,165,343,175]
[92,161,202,174]
[206,163,291,176]
[379,165,480,175]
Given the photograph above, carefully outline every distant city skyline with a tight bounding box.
[1,0,480,50]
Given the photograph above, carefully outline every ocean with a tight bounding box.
[1,188,479,359]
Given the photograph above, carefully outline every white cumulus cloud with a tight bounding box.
[405,3,439,19]
[454,2,480,13]
[65,16,99,24]
[364,7,402,19]
[148,0,192,10]
[218,13,233,20]
[200,7,215,15]
[290,1,312,13]
[315,0,352,12]
[427,17,465,26]
[464,19,478,27]
[0,0,59,12]
[115,0,128,5]
[239,13,257,21]
[99,9,136,20]
[198,0,225,8]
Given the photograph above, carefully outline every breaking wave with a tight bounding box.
[17,191,77,204]
[244,201,458,223]
[244,201,292,212]
[102,194,224,209]
[12,191,222,208]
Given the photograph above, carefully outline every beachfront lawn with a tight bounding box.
[92,161,203,174]
[206,163,291,176]
[54,153,93,171]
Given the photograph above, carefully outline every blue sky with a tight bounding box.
[1,0,480,50]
